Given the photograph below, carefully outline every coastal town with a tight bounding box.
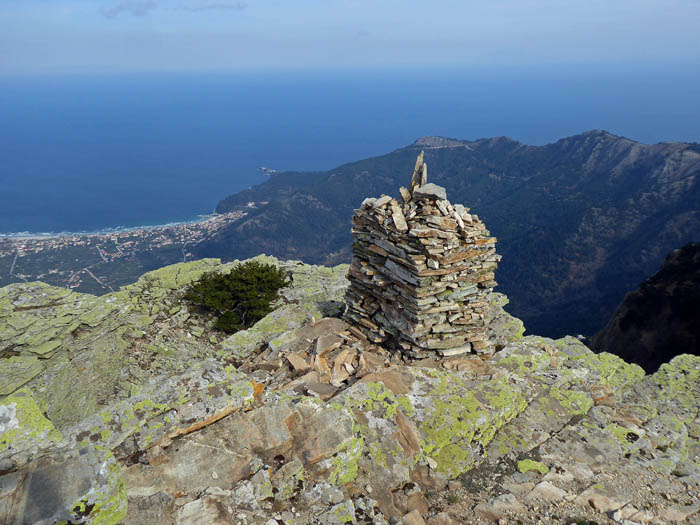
[0,209,252,294]
[0,211,247,259]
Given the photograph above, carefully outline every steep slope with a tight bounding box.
[201,131,700,337]
[593,242,700,372]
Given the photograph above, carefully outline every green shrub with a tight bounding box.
[184,261,290,333]
[445,493,460,504]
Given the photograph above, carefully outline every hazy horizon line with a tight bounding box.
[2,59,699,79]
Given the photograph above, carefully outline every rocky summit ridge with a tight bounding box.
[1,258,700,524]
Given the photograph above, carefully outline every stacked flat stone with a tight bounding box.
[344,152,500,358]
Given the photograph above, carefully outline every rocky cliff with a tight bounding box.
[593,243,700,373]
[1,257,700,524]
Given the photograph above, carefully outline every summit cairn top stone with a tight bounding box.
[344,151,500,357]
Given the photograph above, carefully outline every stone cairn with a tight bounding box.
[344,152,500,358]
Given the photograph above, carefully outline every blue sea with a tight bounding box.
[1,63,699,234]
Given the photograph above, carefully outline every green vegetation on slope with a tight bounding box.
[184,260,290,333]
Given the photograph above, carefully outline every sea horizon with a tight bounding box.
[2,63,699,234]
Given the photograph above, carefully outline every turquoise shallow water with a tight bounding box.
[1,63,699,234]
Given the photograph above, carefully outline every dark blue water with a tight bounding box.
[2,63,699,234]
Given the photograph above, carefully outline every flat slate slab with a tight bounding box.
[0,356,43,396]
[414,183,447,201]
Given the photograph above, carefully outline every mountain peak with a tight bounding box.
[553,129,639,148]
[578,129,633,142]
[581,129,615,137]
[412,136,467,148]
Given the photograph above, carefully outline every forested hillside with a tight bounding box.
[200,131,700,337]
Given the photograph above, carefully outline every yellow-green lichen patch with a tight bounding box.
[687,419,700,440]
[486,388,585,461]
[73,371,258,456]
[330,501,355,524]
[417,370,529,478]
[625,402,658,424]
[492,427,532,458]
[120,259,221,294]
[78,305,116,328]
[603,423,647,454]
[272,459,305,501]
[364,383,400,419]
[0,294,13,317]
[223,364,238,378]
[493,346,551,376]
[517,459,549,475]
[15,324,62,348]
[25,339,62,357]
[504,317,526,342]
[398,395,415,418]
[0,387,63,453]
[329,437,364,486]
[571,351,645,389]
[549,388,594,416]
[42,328,130,428]
[368,441,388,468]
[70,455,127,525]
[339,381,416,484]
[0,355,43,396]
[6,313,36,332]
[132,398,170,416]
[653,354,700,416]
[648,456,678,475]
[124,399,173,447]
[220,308,305,360]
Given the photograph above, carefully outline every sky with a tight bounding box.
[2,0,700,75]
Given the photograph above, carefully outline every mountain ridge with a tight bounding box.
[204,130,700,338]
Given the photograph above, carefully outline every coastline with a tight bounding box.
[0,210,249,261]
[0,209,252,292]
[0,213,221,240]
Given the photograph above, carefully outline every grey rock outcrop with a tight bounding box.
[1,255,699,524]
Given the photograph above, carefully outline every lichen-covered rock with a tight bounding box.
[220,255,349,361]
[0,360,259,523]
[1,258,699,525]
[0,356,43,396]
[332,364,532,516]
[318,500,356,524]
[486,292,525,347]
[0,256,354,524]
[0,255,348,427]
[0,280,140,428]
[0,445,126,525]
[123,392,358,524]
[0,388,62,459]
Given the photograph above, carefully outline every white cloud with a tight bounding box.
[101,0,157,18]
